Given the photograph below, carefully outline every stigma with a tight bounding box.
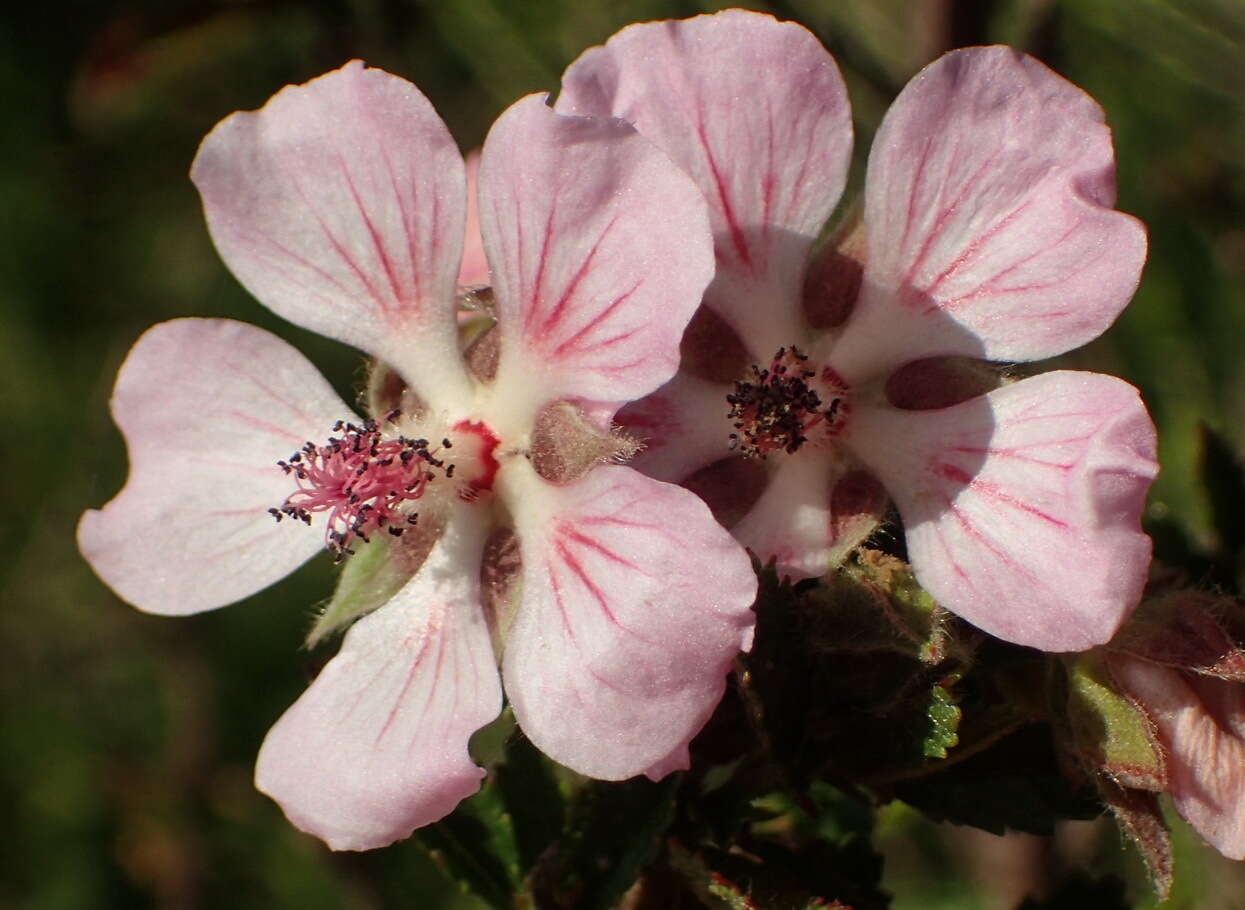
[727,346,849,458]
[269,411,448,561]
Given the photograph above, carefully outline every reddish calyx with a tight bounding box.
[270,412,444,561]
[727,346,849,458]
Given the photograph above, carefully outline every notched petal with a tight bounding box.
[558,9,853,349]
[849,371,1157,650]
[78,318,355,615]
[481,94,714,407]
[191,60,472,406]
[841,46,1146,377]
[480,525,522,650]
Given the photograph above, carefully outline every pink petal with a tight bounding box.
[478,94,713,411]
[456,151,489,288]
[731,451,837,580]
[733,457,886,580]
[502,465,756,779]
[1112,658,1245,860]
[557,9,852,354]
[255,520,502,851]
[614,371,733,483]
[78,319,354,615]
[833,47,1146,382]
[847,371,1156,651]
[191,61,471,407]
[645,744,691,781]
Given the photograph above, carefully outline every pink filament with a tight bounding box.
[271,415,442,560]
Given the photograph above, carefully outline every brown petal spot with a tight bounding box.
[464,321,500,383]
[480,526,521,645]
[886,357,1004,410]
[529,401,639,485]
[364,359,425,419]
[681,456,768,528]
[679,304,751,384]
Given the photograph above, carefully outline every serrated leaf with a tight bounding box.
[1064,653,1166,790]
[496,731,565,872]
[892,725,1102,835]
[841,550,952,664]
[419,780,521,909]
[525,776,678,910]
[922,684,962,759]
[667,841,758,910]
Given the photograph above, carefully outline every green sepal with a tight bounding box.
[305,533,417,647]
[1063,652,1166,790]
[1096,778,1173,901]
[1108,591,1245,682]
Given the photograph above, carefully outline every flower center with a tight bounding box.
[270,411,452,561]
[727,346,849,458]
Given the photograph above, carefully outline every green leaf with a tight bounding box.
[672,783,885,910]
[922,683,962,760]
[892,725,1102,835]
[839,550,954,664]
[496,731,566,873]
[526,776,679,910]
[419,780,521,909]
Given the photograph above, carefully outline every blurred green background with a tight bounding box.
[3,0,1245,907]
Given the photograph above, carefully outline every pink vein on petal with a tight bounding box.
[375,622,439,746]
[372,131,424,305]
[225,409,306,443]
[694,117,752,270]
[552,281,641,356]
[898,133,938,255]
[284,167,390,314]
[524,205,558,336]
[934,462,1070,529]
[335,150,405,313]
[539,216,620,338]
[903,146,1006,290]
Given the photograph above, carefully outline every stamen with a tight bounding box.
[271,413,445,562]
[727,346,848,458]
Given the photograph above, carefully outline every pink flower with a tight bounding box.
[77,62,756,850]
[1109,654,1245,860]
[556,10,1157,651]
